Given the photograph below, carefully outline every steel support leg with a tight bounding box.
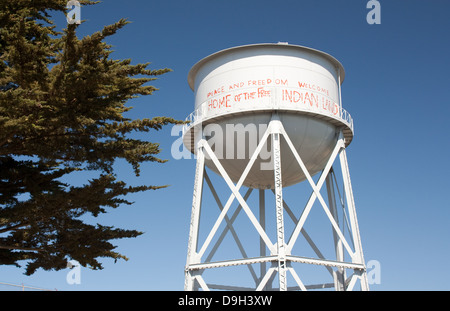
[272,130,287,291]
[339,147,369,291]
[326,171,345,291]
[259,189,267,290]
[185,143,205,291]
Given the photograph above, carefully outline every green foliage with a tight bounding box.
[0,0,182,275]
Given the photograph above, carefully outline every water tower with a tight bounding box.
[182,43,369,291]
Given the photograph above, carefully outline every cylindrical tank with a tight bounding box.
[183,43,353,189]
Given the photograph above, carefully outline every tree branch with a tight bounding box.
[0,223,30,234]
[0,245,42,252]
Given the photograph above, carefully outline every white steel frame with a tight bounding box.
[184,115,369,291]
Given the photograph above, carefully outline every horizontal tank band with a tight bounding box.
[183,85,353,128]
[182,108,354,156]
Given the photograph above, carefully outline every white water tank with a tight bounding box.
[183,43,353,189]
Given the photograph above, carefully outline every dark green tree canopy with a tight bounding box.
[0,0,181,275]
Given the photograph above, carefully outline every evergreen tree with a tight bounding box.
[0,0,181,275]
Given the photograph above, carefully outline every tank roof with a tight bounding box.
[188,43,345,91]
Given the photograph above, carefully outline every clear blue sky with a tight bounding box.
[1,0,450,291]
